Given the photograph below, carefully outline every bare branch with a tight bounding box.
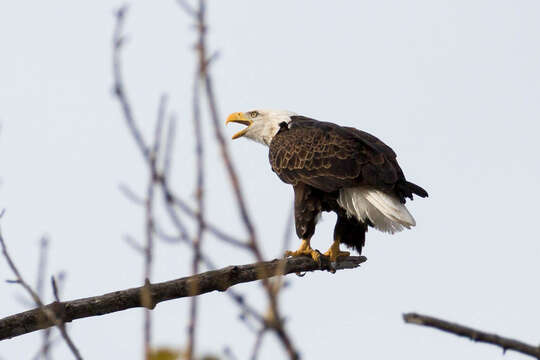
[118,183,145,206]
[162,114,177,180]
[35,237,49,301]
[112,5,150,161]
[152,95,168,157]
[0,226,83,359]
[176,0,197,17]
[51,277,61,302]
[123,234,145,254]
[161,187,192,242]
[169,193,247,248]
[112,7,171,356]
[179,1,299,357]
[141,95,167,357]
[186,33,206,358]
[223,346,239,360]
[182,0,257,249]
[155,221,268,330]
[36,236,52,360]
[250,326,267,360]
[403,312,540,359]
[31,336,61,360]
[202,29,256,249]
[0,256,366,341]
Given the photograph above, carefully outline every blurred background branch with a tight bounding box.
[0,217,83,359]
[403,313,540,359]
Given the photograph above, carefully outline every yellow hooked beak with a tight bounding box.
[225,112,253,139]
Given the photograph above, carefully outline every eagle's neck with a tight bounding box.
[246,111,295,146]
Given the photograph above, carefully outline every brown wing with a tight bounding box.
[269,116,426,201]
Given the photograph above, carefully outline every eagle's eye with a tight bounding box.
[249,111,259,118]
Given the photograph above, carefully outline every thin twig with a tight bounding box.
[162,114,176,180]
[201,24,256,249]
[184,2,298,357]
[0,256,367,341]
[0,225,83,359]
[161,187,191,241]
[154,226,185,244]
[152,95,168,157]
[118,183,145,206]
[268,205,295,296]
[35,237,49,303]
[123,234,145,254]
[36,236,52,360]
[176,0,197,17]
[142,122,155,358]
[112,8,170,357]
[223,346,240,360]
[155,221,266,328]
[170,194,247,248]
[31,336,61,360]
[112,6,150,161]
[51,277,61,302]
[403,312,540,359]
[186,44,205,359]
[142,95,168,358]
[250,326,267,360]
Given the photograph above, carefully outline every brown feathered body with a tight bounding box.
[269,116,428,254]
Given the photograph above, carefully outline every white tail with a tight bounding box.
[337,186,416,234]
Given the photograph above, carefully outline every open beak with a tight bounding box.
[225,112,253,139]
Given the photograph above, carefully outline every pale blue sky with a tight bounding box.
[1,1,540,359]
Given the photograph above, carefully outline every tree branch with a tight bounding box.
[403,312,540,359]
[0,219,83,359]
[0,256,366,341]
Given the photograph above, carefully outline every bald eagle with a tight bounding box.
[226,110,428,262]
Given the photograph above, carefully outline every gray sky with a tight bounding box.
[1,1,540,359]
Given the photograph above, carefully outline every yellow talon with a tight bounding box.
[285,239,321,263]
[323,240,350,262]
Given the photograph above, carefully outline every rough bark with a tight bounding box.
[1,256,366,341]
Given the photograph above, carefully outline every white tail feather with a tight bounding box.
[337,187,416,234]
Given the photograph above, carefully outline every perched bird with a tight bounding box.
[226,110,428,262]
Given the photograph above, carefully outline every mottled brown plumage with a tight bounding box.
[269,116,427,253]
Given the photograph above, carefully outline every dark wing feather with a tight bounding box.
[269,116,428,202]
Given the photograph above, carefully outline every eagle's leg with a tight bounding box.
[284,238,321,264]
[323,239,350,262]
[287,184,322,263]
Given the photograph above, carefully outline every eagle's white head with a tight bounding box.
[226,109,297,146]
